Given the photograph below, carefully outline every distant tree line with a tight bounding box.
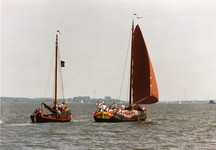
[1,97,53,103]
[1,96,123,104]
[68,96,120,104]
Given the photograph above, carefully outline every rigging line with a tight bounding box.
[119,29,132,101]
[58,33,65,102]
[43,49,55,100]
[58,48,65,102]
[126,73,130,103]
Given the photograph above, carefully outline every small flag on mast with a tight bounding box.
[133,13,143,19]
[57,30,62,35]
[61,61,65,67]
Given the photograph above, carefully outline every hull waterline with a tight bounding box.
[93,111,147,122]
[30,113,72,123]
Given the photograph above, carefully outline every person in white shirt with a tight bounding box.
[113,107,117,114]
[120,105,125,114]
[112,102,117,108]
[105,106,108,112]
[101,103,107,112]
[108,106,113,112]
[61,102,66,113]
[95,101,101,111]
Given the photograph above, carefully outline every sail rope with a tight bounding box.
[126,76,130,103]
[43,49,55,101]
[57,38,65,103]
[58,53,65,102]
[119,29,132,101]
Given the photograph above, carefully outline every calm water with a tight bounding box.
[0,103,216,149]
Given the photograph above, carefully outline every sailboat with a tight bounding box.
[93,20,159,122]
[30,31,72,123]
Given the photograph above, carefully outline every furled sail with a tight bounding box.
[132,25,158,104]
[42,102,57,113]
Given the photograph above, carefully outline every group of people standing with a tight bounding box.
[34,101,67,116]
[95,101,120,113]
[95,101,146,114]
[52,101,67,114]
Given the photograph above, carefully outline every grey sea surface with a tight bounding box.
[0,103,216,149]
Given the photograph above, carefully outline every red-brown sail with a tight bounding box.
[93,22,152,122]
[132,25,158,104]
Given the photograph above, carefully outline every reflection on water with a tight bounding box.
[1,103,216,149]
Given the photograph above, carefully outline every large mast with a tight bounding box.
[54,34,58,109]
[129,20,134,105]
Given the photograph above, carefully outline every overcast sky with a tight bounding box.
[1,0,216,102]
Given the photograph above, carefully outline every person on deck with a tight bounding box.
[61,102,66,113]
[108,106,113,112]
[57,109,61,114]
[105,106,108,112]
[52,101,58,110]
[101,103,107,112]
[39,109,44,116]
[100,103,103,112]
[116,105,124,114]
[112,102,117,108]
[113,107,117,114]
[116,107,121,114]
[95,101,100,111]
[128,104,132,111]
[57,109,61,118]
[124,104,132,111]
[137,104,143,111]
[58,104,61,110]
[133,104,143,111]
[34,109,39,114]
[143,107,147,113]
[120,105,125,114]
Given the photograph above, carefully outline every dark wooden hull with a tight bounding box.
[93,111,147,122]
[30,113,72,123]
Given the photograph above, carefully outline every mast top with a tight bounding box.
[132,20,134,32]
[57,30,62,35]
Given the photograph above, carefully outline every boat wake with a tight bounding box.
[0,120,4,124]
[71,119,89,123]
[71,120,79,122]
[143,119,158,125]
[7,122,33,126]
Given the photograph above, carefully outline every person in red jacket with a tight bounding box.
[133,104,143,111]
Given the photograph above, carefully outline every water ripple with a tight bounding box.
[1,103,216,149]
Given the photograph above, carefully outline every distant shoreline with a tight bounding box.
[0,96,124,104]
[1,97,215,104]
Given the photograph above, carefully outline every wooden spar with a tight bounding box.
[129,20,134,105]
[54,34,58,110]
